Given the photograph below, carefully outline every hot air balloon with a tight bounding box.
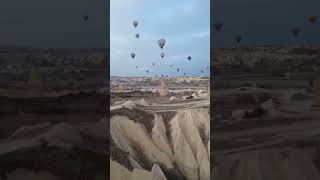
[136,33,140,39]
[235,35,242,43]
[183,72,186,76]
[309,16,317,25]
[136,66,138,68]
[187,56,191,61]
[161,74,164,77]
[133,20,138,28]
[201,70,204,74]
[169,65,173,67]
[131,53,135,59]
[161,53,165,58]
[214,21,224,32]
[83,15,89,21]
[206,66,209,70]
[146,70,149,73]
[177,68,180,72]
[291,28,300,38]
[158,38,166,49]
[152,63,155,66]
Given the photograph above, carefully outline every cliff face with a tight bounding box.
[213,148,320,180]
[212,46,320,180]
[212,47,320,75]
[110,107,210,180]
[110,160,167,180]
[0,48,108,180]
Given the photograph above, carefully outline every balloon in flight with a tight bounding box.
[83,15,89,21]
[158,38,166,49]
[235,35,242,43]
[214,21,224,32]
[133,20,138,28]
[309,16,317,25]
[291,28,300,38]
[131,53,135,59]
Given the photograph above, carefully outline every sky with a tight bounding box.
[110,0,210,77]
[1,0,319,68]
[0,0,107,48]
[213,0,320,48]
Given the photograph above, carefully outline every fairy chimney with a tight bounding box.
[159,80,169,96]
[118,83,124,91]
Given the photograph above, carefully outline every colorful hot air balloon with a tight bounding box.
[161,53,165,58]
[291,28,300,38]
[309,16,317,25]
[133,20,138,28]
[131,53,135,59]
[187,56,191,61]
[214,21,224,32]
[158,38,166,49]
[136,33,140,39]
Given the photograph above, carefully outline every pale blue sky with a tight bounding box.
[110,0,210,77]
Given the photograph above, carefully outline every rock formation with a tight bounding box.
[110,107,210,180]
[159,81,169,97]
[110,160,167,180]
[170,109,210,180]
[213,148,320,180]
[119,84,124,91]
[110,115,173,169]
